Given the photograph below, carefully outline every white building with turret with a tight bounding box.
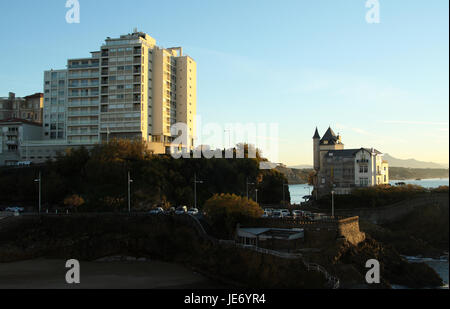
[312,127,389,197]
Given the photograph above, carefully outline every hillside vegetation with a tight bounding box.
[389,167,448,180]
[317,185,448,209]
[0,140,290,210]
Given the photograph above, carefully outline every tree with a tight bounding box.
[64,194,85,211]
[203,193,263,238]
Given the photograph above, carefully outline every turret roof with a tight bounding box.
[313,127,321,139]
[320,127,338,145]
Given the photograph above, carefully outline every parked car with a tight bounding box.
[280,209,291,218]
[265,208,274,216]
[262,211,270,218]
[272,210,283,218]
[149,207,164,215]
[175,206,188,215]
[166,207,176,214]
[187,208,199,215]
[5,207,24,213]
[292,210,303,218]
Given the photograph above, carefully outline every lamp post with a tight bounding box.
[128,171,133,213]
[255,189,259,204]
[34,171,41,214]
[331,190,335,218]
[246,177,255,201]
[194,173,204,209]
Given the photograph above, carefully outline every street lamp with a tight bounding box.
[128,171,133,213]
[331,190,335,218]
[246,177,255,201]
[194,173,204,209]
[34,171,41,214]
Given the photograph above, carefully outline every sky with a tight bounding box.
[0,0,448,166]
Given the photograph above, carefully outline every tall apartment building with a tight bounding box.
[36,31,196,158]
[0,92,43,123]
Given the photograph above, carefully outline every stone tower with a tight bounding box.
[313,127,321,172]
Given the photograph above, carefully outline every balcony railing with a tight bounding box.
[67,130,99,136]
[69,63,100,69]
[68,120,99,126]
[68,111,99,117]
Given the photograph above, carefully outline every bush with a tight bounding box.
[63,194,85,210]
[204,193,264,239]
[318,184,429,209]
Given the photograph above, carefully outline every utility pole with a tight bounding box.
[194,173,204,209]
[331,190,335,218]
[128,171,133,213]
[34,171,41,214]
[246,177,255,201]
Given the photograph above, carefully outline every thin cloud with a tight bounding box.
[382,120,449,126]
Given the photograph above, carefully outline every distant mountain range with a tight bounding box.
[383,154,448,169]
[289,154,448,170]
[288,164,313,169]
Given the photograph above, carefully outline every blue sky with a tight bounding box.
[0,0,448,166]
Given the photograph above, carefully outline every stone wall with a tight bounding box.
[334,193,449,225]
[244,216,366,246]
[337,217,366,246]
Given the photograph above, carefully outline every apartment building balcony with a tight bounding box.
[68,82,100,88]
[68,73,99,79]
[68,100,99,107]
[69,63,100,69]
[68,111,99,117]
[67,129,99,136]
[68,92,100,98]
[67,120,99,126]
[5,140,18,145]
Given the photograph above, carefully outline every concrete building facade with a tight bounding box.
[0,119,43,166]
[312,127,389,196]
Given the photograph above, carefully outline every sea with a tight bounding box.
[288,178,449,205]
[392,256,449,289]
[289,178,449,289]
[389,178,449,188]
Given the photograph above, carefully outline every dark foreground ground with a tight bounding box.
[0,258,227,289]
